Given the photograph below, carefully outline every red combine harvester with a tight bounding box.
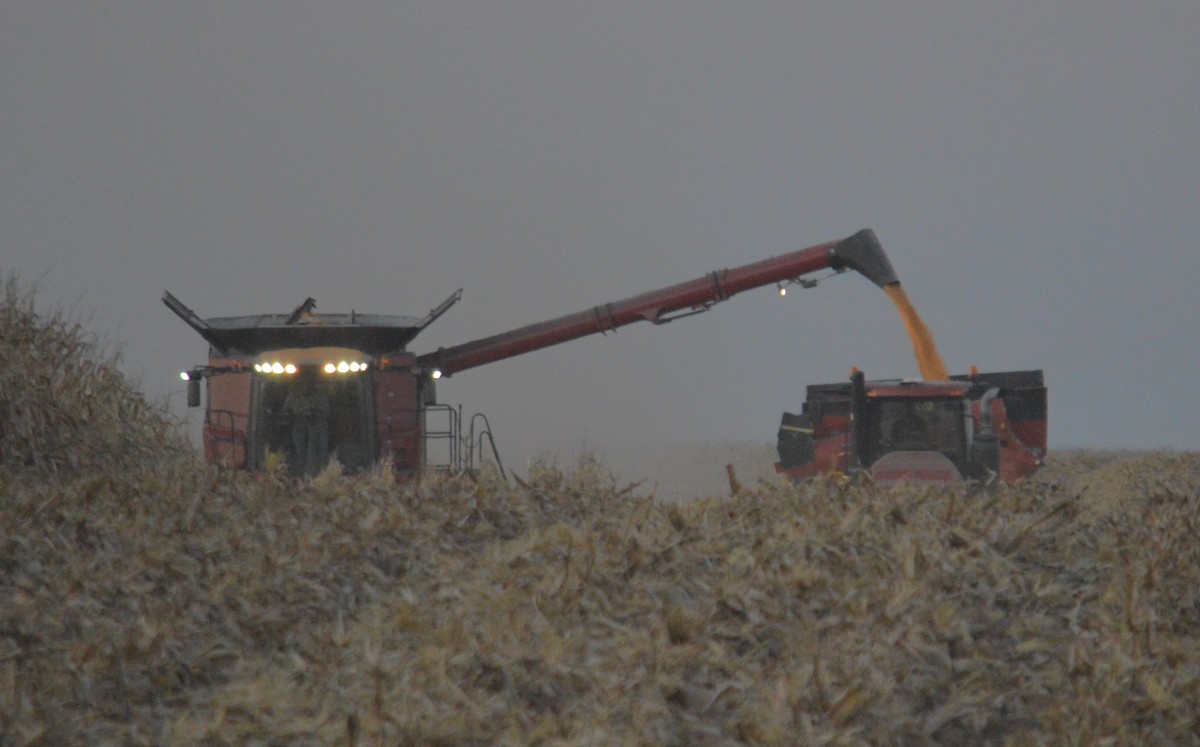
[775,368,1047,486]
[167,229,901,478]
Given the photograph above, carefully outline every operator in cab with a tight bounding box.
[283,367,331,476]
[889,401,931,450]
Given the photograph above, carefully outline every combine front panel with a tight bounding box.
[203,364,251,469]
[372,367,422,473]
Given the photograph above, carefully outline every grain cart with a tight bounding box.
[167,229,897,477]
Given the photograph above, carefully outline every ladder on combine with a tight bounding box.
[420,405,506,479]
[204,409,246,468]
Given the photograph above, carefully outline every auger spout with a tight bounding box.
[828,228,899,289]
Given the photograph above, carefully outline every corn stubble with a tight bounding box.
[3,278,1200,745]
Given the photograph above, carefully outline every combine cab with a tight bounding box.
[164,292,473,478]
[776,369,1046,486]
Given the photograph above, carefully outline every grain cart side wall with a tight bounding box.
[952,369,1048,457]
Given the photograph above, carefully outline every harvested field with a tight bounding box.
[595,440,784,504]
[3,283,1200,745]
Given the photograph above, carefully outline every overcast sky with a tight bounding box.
[4,2,1198,475]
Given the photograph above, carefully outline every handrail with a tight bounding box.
[204,409,245,466]
[468,412,506,480]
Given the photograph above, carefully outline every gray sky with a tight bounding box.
[4,2,1198,472]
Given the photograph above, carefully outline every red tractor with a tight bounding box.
[775,368,1047,486]
[166,229,902,478]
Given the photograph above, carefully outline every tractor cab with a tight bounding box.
[855,380,974,486]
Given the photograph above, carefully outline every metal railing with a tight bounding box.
[204,409,245,467]
[418,405,506,479]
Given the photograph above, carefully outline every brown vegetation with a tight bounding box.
[2,280,1199,745]
[0,277,188,478]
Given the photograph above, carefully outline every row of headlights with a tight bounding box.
[180,361,441,381]
[253,361,369,375]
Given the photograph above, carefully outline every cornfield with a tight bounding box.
[2,278,1198,745]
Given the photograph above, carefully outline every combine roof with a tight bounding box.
[196,313,423,357]
[163,291,436,357]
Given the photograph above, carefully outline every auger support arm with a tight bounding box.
[418,229,896,377]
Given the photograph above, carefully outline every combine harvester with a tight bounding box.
[165,230,892,478]
[166,228,1044,485]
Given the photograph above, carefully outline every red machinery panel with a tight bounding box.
[372,367,421,473]
[203,365,251,468]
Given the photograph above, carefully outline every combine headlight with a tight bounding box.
[431,369,443,380]
[180,371,191,381]
[254,362,299,374]
[319,360,368,374]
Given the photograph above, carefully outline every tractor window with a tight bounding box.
[253,372,373,475]
[865,398,966,464]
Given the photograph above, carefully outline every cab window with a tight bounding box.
[254,371,373,475]
[865,398,965,463]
